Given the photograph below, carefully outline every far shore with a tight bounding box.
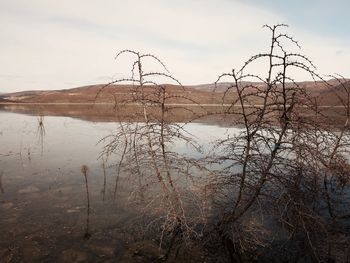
[0,102,346,108]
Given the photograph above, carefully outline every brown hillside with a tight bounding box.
[2,79,348,106]
[3,84,228,104]
[317,80,350,106]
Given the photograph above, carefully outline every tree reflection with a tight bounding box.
[36,115,46,156]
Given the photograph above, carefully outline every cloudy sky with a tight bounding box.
[0,0,349,92]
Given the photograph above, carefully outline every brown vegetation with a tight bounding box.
[95,25,350,262]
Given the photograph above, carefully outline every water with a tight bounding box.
[0,110,238,262]
[2,108,350,262]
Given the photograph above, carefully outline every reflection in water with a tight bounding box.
[81,165,91,240]
[101,158,107,201]
[36,115,46,156]
[0,172,4,193]
[113,123,128,201]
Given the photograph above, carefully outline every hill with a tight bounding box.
[1,80,349,106]
[2,84,225,104]
[0,97,14,103]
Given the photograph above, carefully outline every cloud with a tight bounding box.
[0,0,349,92]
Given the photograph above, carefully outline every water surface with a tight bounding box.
[0,110,237,262]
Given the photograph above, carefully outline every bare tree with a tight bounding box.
[211,24,350,262]
[98,50,212,258]
[96,25,350,262]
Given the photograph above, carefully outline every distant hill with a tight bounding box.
[318,80,350,106]
[1,84,226,104]
[1,80,349,106]
[0,97,14,103]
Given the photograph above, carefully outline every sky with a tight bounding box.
[0,0,349,92]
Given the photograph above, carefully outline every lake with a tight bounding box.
[0,109,238,262]
[3,105,349,263]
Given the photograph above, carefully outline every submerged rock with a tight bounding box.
[22,241,47,262]
[1,202,14,209]
[0,247,15,262]
[61,248,88,263]
[18,186,40,194]
[66,209,80,213]
[89,244,116,258]
[119,241,163,262]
